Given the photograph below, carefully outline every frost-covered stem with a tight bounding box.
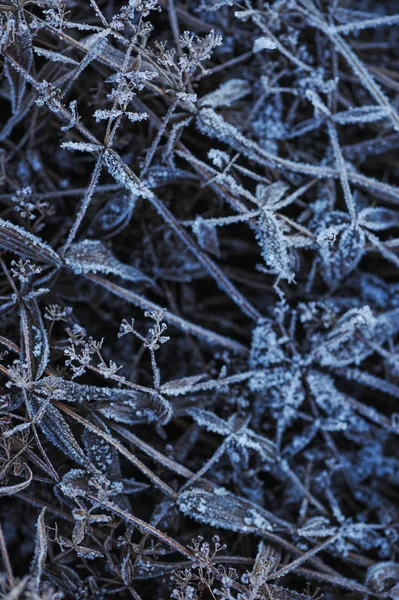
[149,347,161,391]
[333,14,399,34]
[89,0,108,27]
[141,99,178,178]
[265,533,340,582]
[327,120,356,219]
[180,440,228,491]
[196,51,253,81]
[332,367,399,399]
[61,154,104,256]
[85,362,158,396]
[20,304,33,380]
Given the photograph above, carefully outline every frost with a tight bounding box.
[93,109,148,123]
[199,79,250,108]
[35,377,172,425]
[0,217,61,266]
[61,141,101,153]
[64,239,153,284]
[178,487,274,533]
[333,106,390,125]
[256,210,294,281]
[253,37,277,52]
[33,46,78,65]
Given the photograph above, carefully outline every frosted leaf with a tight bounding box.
[253,37,277,52]
[187,408,276,462]
[29,394,91,468]
[59,469,91,499]
[314,308,399,367]
[257,211,294,281]
[35,377,172,425]
[103,149,152,199]
[199,79,250,108]
[4,19,33,114]
[82,424,121,479]
[297,517,337,539]
[98,393,172,426]
[160,374,207,396]
[59,469,123,500]
[249,319,286,370]
[64,240,153,284]
[358,207,399,231]
[192,217,220,257]
[333,106,390,125]
[316,214,365,286]
[306,371,353,432]
[178,486,273,533]
[0,217,61,266]
[187,409,232,435]
[256,182,289,208]
[75,546,104,559]
[366,562,399,595]
[313,306,376,367]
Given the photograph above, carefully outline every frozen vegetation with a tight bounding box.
[0,0,399,598]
